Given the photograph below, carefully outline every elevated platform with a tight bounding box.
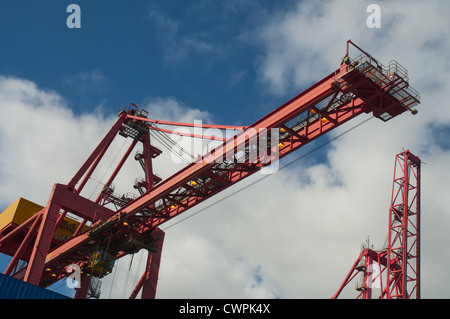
[336,44,420,121]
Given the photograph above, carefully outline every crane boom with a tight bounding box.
[0,41,420,297]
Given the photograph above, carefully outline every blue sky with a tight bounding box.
[0,1,298,125]
[1,1,450,299]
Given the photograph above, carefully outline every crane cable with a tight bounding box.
[149,122,196,163]
[87,138,129,201]
[149,127,191,164]
[161,116,375,232]
[107,259,118,298]
[122,254,134,299]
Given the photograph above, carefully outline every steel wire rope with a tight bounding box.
[48,241,102,298]
[87,138,129,201]
[82,125,190,298]
[132,250,145,297]
[97,232,113,278]
[161,116,375,232]
[150,122,195,159]
[107,259,118,298]
[149,127,191,164]
[159,128,195,162]
[122,254,134,299]
[149,122,196,163]
[85,232,111,298]
[108,250,144,299]
[119,250,145,299]
[150,130,190,164]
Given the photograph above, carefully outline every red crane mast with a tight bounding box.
[332,150,421,299]
[0,41,420,298]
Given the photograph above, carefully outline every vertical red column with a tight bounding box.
[415,154,421,299]
[74,272,91,299]
[386,150,420,299]
[141,229,165,299]
[141,131,156,190]
[362,253,373,299]
[23,185,62,285]
[129,228,165,299]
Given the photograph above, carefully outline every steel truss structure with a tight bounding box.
[0,41,420,298]
[333,150,421,299]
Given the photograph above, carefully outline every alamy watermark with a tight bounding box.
[366,4,381,29]
[65,4,381,30]
[66,4,81,29]
[66,264,81,289]
[364,262,382,290]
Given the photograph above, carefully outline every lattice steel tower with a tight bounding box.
[333,150,421,299]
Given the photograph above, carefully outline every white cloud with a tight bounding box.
[0,76,116,207]
[144,96,213,124]
[255,0,366,95]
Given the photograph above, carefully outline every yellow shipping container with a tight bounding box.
[0,198,43,231]
[0,198,88,242]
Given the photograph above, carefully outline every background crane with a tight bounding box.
[333,149,421,299]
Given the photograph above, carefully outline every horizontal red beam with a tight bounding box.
[147,125,228,141]
[127,115,246,131]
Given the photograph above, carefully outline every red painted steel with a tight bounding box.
[386,150,421,299]
[147,124,228,141]
[0,41,420,298]
[127,114,246,131]
[129,228,165,299]
[332,150,421,299]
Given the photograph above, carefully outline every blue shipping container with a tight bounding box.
[0,273,70,299]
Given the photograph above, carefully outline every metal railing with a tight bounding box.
[343,53,420,112]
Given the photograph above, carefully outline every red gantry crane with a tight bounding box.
[0,41,420,298]
[332,150,421,299]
